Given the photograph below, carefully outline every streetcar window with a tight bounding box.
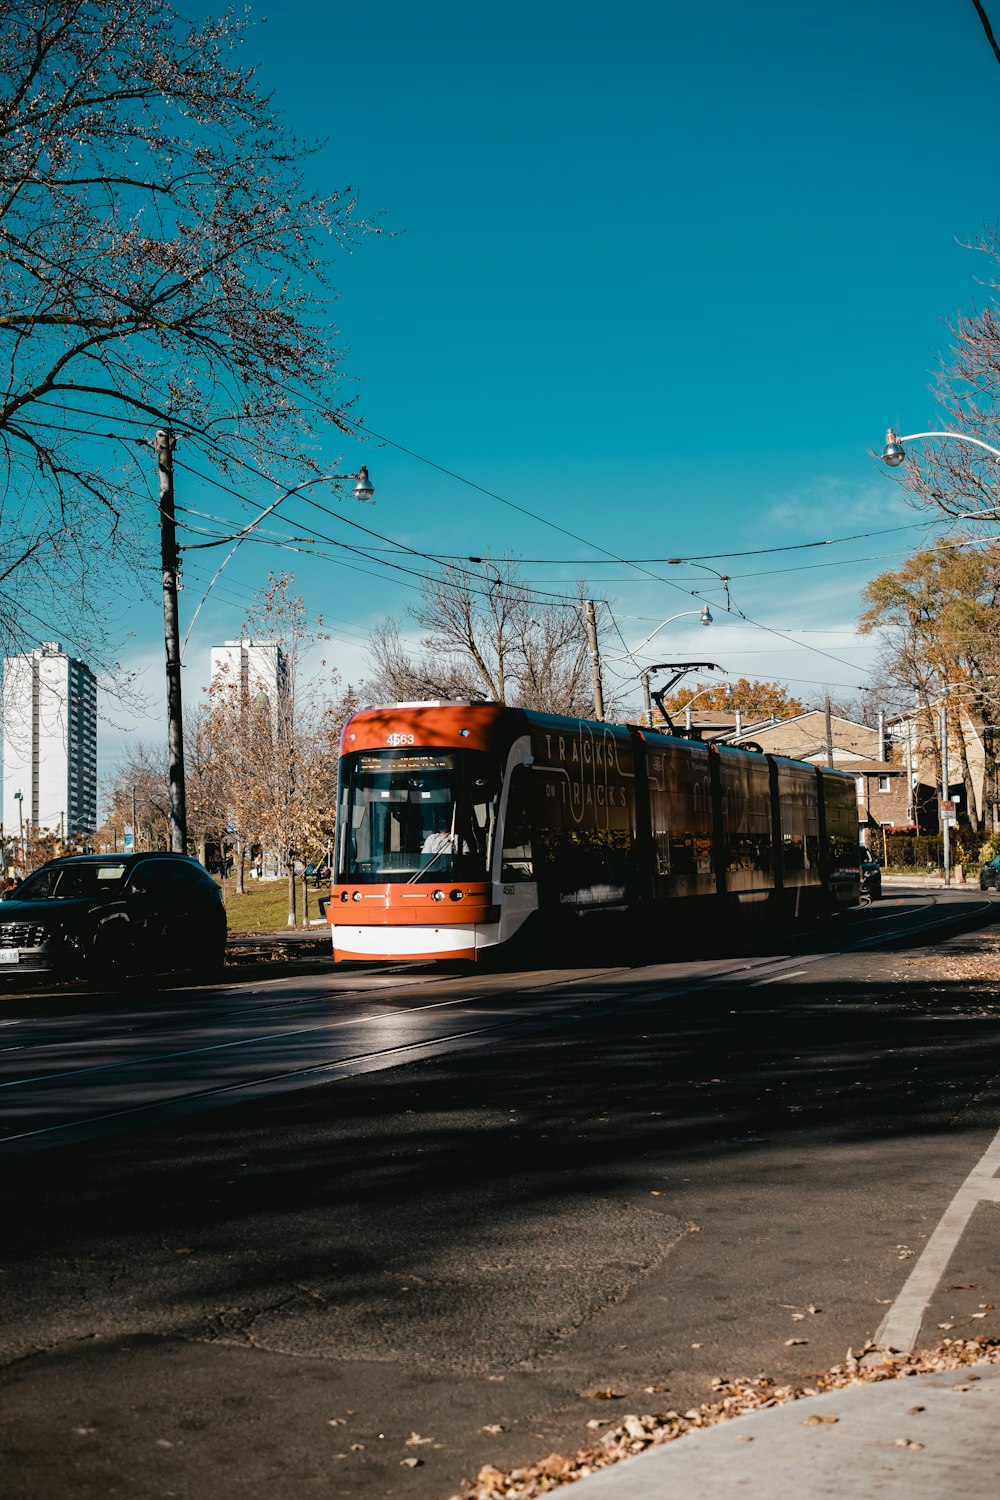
[336,749,499,883]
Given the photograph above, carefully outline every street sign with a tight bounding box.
[123,825,134,853]
[940,799,955,813]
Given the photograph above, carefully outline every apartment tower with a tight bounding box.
[1,642,98,840]
[209,640,287,716]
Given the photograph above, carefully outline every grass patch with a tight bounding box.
[219,876,329,934]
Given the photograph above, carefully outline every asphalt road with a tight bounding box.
[2,887,999,1500]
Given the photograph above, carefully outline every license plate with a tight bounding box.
[0,949,19,964]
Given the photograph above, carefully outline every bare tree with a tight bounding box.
[96,742,171,851]
[364,558,595,716]
[0,0,374,662]
[882,220,1000,528]
[185,698,236,870]
[200,667,275,894]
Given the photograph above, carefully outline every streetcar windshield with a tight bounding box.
[337,749,500,883]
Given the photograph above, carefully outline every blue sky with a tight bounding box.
[106,0,1000,771]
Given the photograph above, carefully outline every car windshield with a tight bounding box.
[15,862,128,900]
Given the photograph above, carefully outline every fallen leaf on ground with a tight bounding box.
[784,1338,808,1346]
[482,1425,504,1435]
[450,1338,1000,1500]
[400,1457,422,1468]
[803,1414,839,1425]
[406,1433,433,1447]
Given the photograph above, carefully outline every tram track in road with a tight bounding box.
[0,888,991,1160]
[0,963,451,1059]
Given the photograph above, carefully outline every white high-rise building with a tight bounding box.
[2,642,98,840]
[209,640,287,716]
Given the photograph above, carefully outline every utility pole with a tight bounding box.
[641,671,653,729]
[941,689,951,887]
[583,600,605,722]
[156,429,187,853]
[824,695,834,769]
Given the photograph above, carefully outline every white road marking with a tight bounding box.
[752,970,807,985]
[874,1123,1000,1352]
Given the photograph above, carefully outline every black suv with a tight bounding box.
[0,852,226,983]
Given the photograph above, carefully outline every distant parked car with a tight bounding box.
[859,847,882,900]
[0,852,226,983]
[980,854,1000,891]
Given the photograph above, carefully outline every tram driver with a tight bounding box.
[420,807,471,858]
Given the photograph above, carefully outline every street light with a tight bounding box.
[680,681,727,731]
[881,427,1000,466]
[180,466,376,655]
[626,606,713,661]
[881,431,1000,521]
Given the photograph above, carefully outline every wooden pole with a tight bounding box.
[156,429,187,853]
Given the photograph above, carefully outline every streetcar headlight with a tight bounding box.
[352,891,362,902]
[449,889,464,901]
[341,891,350,902]
[431,889,445,901]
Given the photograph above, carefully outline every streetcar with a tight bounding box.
[329,701,861,964]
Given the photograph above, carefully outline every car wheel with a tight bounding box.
[188,933,226,982]
[201,943,226,982]
[89,923,134,984]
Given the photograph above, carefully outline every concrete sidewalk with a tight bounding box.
[570,1361,1000,1499]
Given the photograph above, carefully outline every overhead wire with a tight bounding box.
[144,390,876,676]
[172,457,588,611]
[20,392,980,687]
[175,442,876,677]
